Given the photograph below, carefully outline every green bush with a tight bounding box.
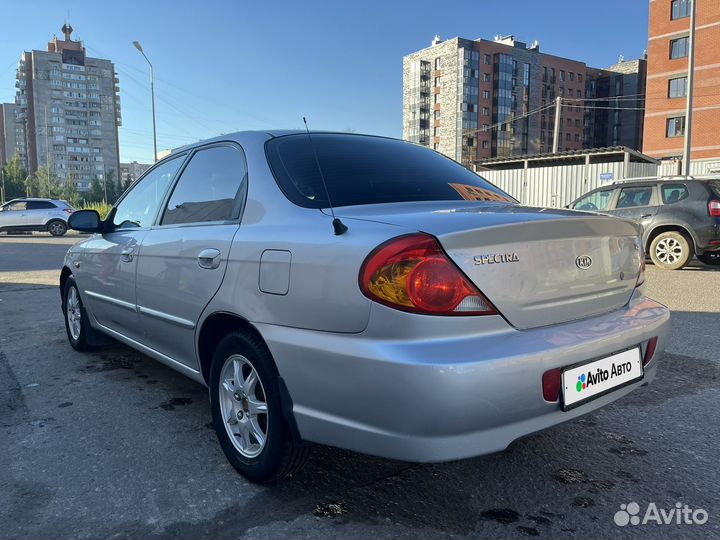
[80,201,113,220]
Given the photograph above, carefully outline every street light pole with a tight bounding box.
[682,0,697,176]
[133,41,158,162]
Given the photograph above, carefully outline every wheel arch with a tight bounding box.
[60,266,72,303]
[197,311,270,386]
[645,224,696,254]
[196,311,303,442]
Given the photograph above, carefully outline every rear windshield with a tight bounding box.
[265,134,515,209]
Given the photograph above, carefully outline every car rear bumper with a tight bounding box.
[256,290,670,462]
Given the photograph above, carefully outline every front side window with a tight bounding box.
[670,37,689,59]
[661,183,689,204]
[671,0,690,19]
[667,116,686,137]
[668,76,687,98]
[161,145,246,225]
[5,201,27,211]
[573,190,613,211]
[112,156,183,229]
[266,134,515,208]
[617,186,654,208]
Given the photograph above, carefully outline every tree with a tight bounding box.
[58,178,80,207]
[1,155,28,201]
[87,176,105,203]
[105,169,119,204]
[24,173,39,197]
[30,165,64,199]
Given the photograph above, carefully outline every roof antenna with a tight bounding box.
[302,117,348,235]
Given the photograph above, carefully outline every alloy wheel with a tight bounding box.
[219,354,269,458]
[655,237,684,265]
[66,286,82,341]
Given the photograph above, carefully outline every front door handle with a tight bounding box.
[198,248,221,269]
[121,247,135,262]
[640,214,653,219]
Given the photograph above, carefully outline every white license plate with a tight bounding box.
[562,347,643,410]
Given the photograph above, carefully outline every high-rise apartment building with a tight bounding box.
[403,35,647,165]
[13,24,121,189]
[643,0,720,161]
[585,58,647,151]
[0,103,17,166]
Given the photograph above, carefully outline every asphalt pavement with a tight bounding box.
[1,234,718,539]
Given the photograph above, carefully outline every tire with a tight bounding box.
[48,220,67,237]
[649,231,692,270]
[697,252,720,266]
[209,330,309,483]
[62,276,99,351]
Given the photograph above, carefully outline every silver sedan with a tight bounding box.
[61,131,670,482]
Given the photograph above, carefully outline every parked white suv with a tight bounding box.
[0,198,74,236]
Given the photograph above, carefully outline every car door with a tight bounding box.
[25,200,56,227]
[134,143,247,368]
[606,184,660,231]
[76,156,185,341]
[0,200,31,228]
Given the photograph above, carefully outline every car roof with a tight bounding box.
[166,130,401,156]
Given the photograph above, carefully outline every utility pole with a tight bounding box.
[682,0,697,176]
[44,105,51,197]
[1,169,5,204]
[552,96,562,153]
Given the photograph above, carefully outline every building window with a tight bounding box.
[671,0,690,19]
[482,140,490,149]
[670,36,689,59]
[483,72,490,82]
[523,63,530,86]
[433,143,439,150]
[482,124,490,132]
[569,72,575,81]
[576,89,582,97]
[668,76,687,98]
[434,127,440,136]
[666,116,685,137]
[434,94,440,104]
[560,70,565,82]
[566,118,572,127]
[482,107,490,116]
[484,54,491,65]
[434,110,441,119]
[482,90,490,99]
[575,133,580,142]
[578,73,583,84]
[435,57,442,70]
[434,77,441,87]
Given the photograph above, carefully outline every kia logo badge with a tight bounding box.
[576,255,593,269]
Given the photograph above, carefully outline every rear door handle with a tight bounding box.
[121,247,135,262]
[198,248,221,269]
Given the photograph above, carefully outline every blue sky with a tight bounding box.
[0,1,650,163]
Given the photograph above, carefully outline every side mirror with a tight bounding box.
[68,209,103,233]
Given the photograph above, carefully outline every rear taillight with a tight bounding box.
[63,208,74,214]
[359,233,497,316]
[635,238,646,288]
[709,200,720,217]
[643,336,658,366]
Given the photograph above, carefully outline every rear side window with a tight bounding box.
[708,181,720,197]
[661,183,689,204]
[26,201,57,210]
[161,145,246,225]
[573,189,613,211]
[617,186,653,208]
[265,134,514,209]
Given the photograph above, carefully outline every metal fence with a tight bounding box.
[479,161,659,208]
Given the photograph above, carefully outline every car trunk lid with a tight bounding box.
[333,201,643,329]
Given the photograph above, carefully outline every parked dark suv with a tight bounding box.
[569,177,720,270]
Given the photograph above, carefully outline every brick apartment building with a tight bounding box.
[643,0,720,162]
[403,35,647,166]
